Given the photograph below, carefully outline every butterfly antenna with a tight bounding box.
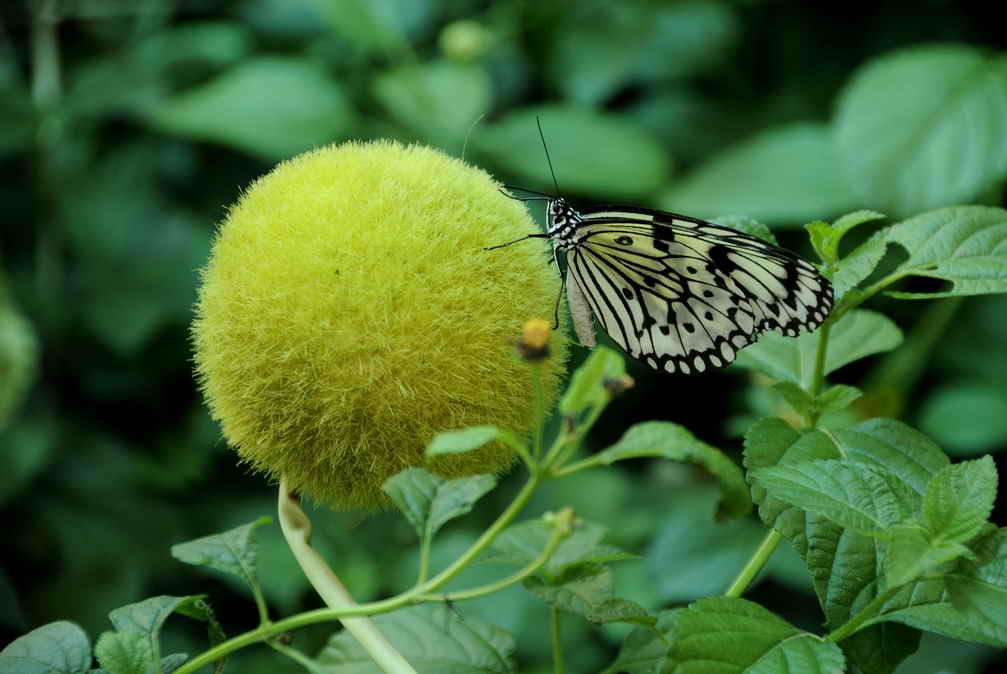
[484,233,548,251]
[536,116,561,196]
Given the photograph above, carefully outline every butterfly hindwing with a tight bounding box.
[563,207,832,374]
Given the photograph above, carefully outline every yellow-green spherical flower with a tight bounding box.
[192,141,567,509]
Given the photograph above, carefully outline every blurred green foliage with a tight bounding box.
[1,0,1005,672]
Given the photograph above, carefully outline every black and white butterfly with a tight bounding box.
[488,125,833,375]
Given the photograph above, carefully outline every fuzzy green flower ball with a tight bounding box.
[193,141,567,509]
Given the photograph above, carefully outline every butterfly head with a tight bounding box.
[546,198,581,246]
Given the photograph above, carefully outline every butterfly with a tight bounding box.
[487,124,833,375]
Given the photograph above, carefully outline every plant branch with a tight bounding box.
[551,606,565,674]
[724,529,781,598]
[277,480,416,674]
[826,585,901,643]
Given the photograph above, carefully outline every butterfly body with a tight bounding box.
[536,198,833,375]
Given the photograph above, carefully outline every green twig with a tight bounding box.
[551,606,565,674]
[416,536,432,586]
[826,586,901,643]
[724,529,781,597]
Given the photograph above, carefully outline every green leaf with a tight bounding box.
[672,597,845,673]
[382,468,496,543]
[919,382,1007,456]
[104,595,207,671]
[316,603,516,673]
[151,57,355,159]
[558,346,626,427]
[711,215,778,245]
[425,426,516,457]
[0,300,38,429]
[480,517,635,579]
[93,632,154,674]
[0,621,92,674]
[805,221,836,264]
[772,381,814,419]
[592,421,751,520]
[880,206,1007,299]
[817,384,863,415]
[586,598,655,627]
[659,123,859,226]
[734,309,903,386]
[474,105,671,200]
[832,238,887,301]
[171,517,271,591]
[886,524,971,588]
[550,2,738,105]
[373,61,490,146]
[834,45,1007,216]
[831,418,950,495]
[752,459,905,534]
[922,456,998,543]
[832,210,889,239]
[744,419,928,673]
[602,609,681,674]
[523,563,618,621]
[313,0,436,55]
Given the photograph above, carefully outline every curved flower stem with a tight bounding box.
[277,481,416,674]
[531,363,548,460]
[724,529,781,598]
[176,470,545,674]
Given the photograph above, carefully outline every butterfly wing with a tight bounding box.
[564,207,832,374]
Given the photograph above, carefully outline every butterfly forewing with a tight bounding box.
[563,207,833,374]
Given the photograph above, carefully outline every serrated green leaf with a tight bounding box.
[835,45,1007,216]
[817,385,863,414]
[105,595,206,671]
[833,237,887,301]
[558,346,626,424]
[171,517,270,591]
[660,123,859,226]
[602,609,681,674]
[316,603,516,673]
[159,654,189,673]
[593,421,751,520]
[733,309,902,386]
[425,426,514,457]
[879,206,1007,299]
[524,563,615,619]
[743,420,925,673]
[382,468,495,543]
[886,525,970,588]
[831,418,950,494]
[672,597,845,673]
[922,456,998,543]
[772,381,814,419]
[474,106,671,200]
[174,599,226,673]
[805,220,837,264]
[480,517,635,579]
[93,632,154,674]
[588,598,655,627]
[751,459,905,534]
[151,57,354,159]
[0,621,92,674]
[373,61,490,145]
[832,210,888,238]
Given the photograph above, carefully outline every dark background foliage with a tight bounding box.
[1,0,1005,671]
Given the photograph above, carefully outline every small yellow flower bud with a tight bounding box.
[517,318,552,361]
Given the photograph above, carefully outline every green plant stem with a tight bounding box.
[268,640,321,670]
[551,607,565,674]
[278,480,416,674]
[417,516,569,602]
[175,471,544,674]
[417,536,432,585]
[531,363,547,459]
[31,0,61,109]
[724,529,781,598]
[808,321,832,400]
[550,453,601,477]
[826,586,901,643]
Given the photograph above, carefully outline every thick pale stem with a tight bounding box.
[278,481,416,674]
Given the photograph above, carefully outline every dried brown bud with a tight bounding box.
[603,374,635,397]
